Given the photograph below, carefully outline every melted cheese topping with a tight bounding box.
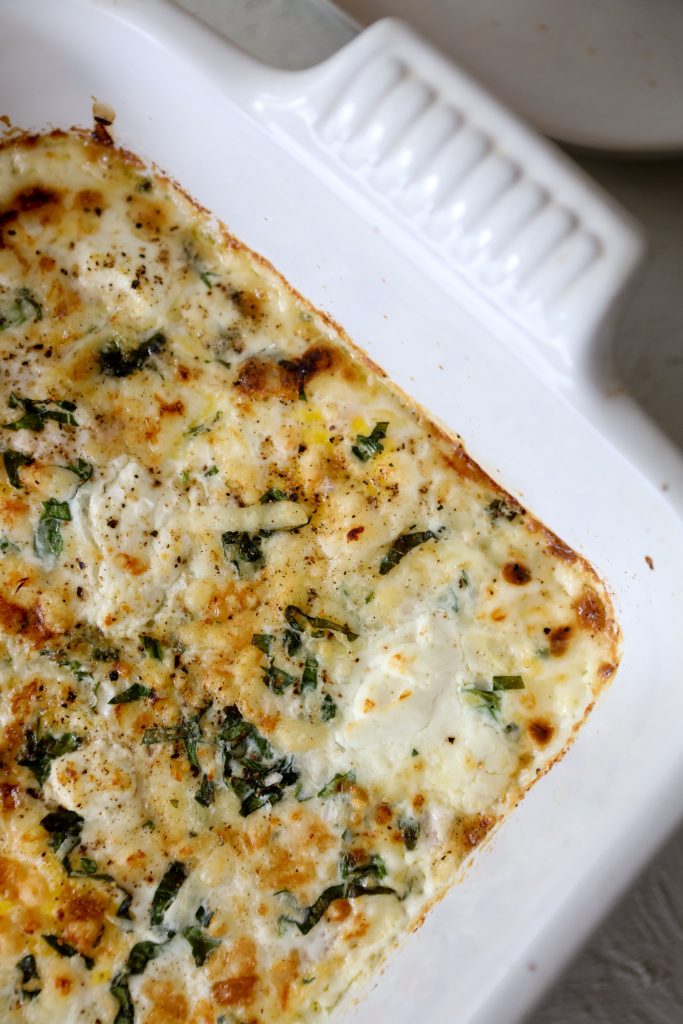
[0,131,619,1024]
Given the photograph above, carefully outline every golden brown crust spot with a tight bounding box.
[451,813,497,856]
[58,888,109,951]
[501,561,531,585]
[0,595,54,645]
[271,951,300,1012]
[234,344,336,403]
[528,719,555,746]
[548,625,572,657]
[544,531,578,564]
[574,585,606,633]
[141,980,189,1024]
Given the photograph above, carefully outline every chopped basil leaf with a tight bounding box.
[492,675,525,690]
[251,633,273,655]
[142,703,211,772]
[116,889,133,919]
[39,806,84,853]
[285,605,358,642]
[3,393,77,432]
[99,331,166,377]
[398,818,420,851]
[17,953,41,1000]
[262,660,296,694]
[184,411,222,437]
[63,855,114,882]
[42,934,93,970]
[487,497,520,523]
[34,499,71,559]
[318,770,355,798]
[284,628,301,656]
[140,634,163,660]
[150,861,187,926]
[110,972,134,1024]
[92,646,119,662]
[464,676,525,720]
[220,704,299,817]
[288,880,396,935]
[126,938,169,975]
[204,465,218,477]
[260,487,290,504]
[195,773,215,807]
[182,925,221,966]
[195,905,213,927]
[351,421,389,462]
[340,852,387,881]
[64,458,93,483]
[17,728,80,786]
[0,534,19,554]
[109,683,151,704]
[3,449,34,488]
[302,655,318,691]
[320,693,336,721]
[379,530,437,575]
[0,287,42,332]
[222,530,263,572]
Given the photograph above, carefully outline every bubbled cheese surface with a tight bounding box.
[0,131,619,1024]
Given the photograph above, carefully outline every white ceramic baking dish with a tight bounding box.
[3,2,683,1022]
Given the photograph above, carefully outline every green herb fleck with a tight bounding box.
[220,705,299,817]
[99,331,166,378]
[398,818,420,851]
[285,605,358,642]
[16,953,41,1000]
[222,530,263,573]
[34,498,71,559]
[2,449,34,488]
[352,421,388,462]
[150,861,187,926]
[302,656,318,691]
[64,458,93,483]
[92,646,118,662]
[204,465,218,477]
[379,530,437,575]
[110,972,134,1024]
[464,676,525,720]
[182,925,220,966]
[17,727,80,786]
[263,660,296,694]
[318,770,355,798]
[0,288,42,333]
[42,934,93,970]
[251,633,273,655]
[259,487,290,504]
[39,806,84,853]
[195,773,215,807]
[141,634,163,660]
[320,694,336,721]
[487,497,520,523]
[184,411,222,438]
[3,393,76,432]
[109,683,151,705]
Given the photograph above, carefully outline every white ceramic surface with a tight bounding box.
[334,0,683,154]
[2,4,683,1024]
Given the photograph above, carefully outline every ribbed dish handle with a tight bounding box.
[243,18,645,384]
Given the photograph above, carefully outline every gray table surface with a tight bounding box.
[177,2,683,1019]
